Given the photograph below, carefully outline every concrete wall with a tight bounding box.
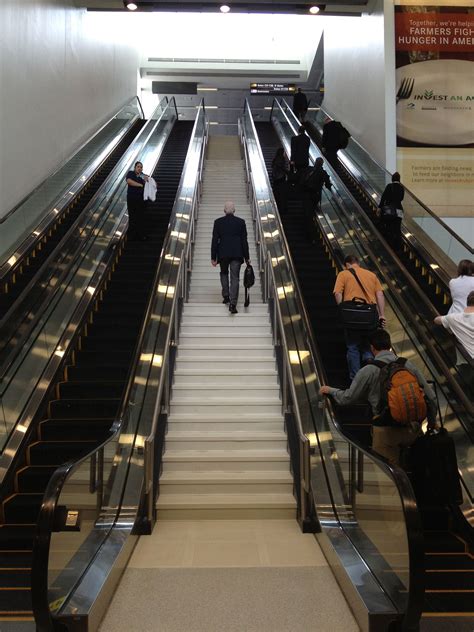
[0,1,138,217]
[322,0,396,170]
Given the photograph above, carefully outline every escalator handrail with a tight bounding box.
[272,99,474,424]
[0,98,174,387]
[239,107,309,452]
[300,101,473,256]
[31,224,128,632]
[0,99,178,483]
[244,101,425,629]
[32,105,206,628]
[0,97,147,286]
[0,96,145,227]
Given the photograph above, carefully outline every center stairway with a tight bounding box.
[157,137,295,520]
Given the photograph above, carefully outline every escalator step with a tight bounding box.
[72,351,132,367]
[28,440,98,465]
[65,365,129,382]
[424,532,467,553]
[79,337,136,353]
[38,418,113,441]
[424,591,474,613]
[48,398,121,418]
[0,587,32,613]
[425,570,474,590]
[16,465,58,492]
[425,554,474,570]
[0,552,32,567]
[3,493,43,523]
[0,526,35,549]
[57,381,124,399]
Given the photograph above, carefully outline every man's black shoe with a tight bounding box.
[229,304,238,314]
[222,296,230,304]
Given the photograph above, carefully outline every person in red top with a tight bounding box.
[334,255,386,380]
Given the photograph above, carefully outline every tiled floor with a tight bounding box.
[129,519,327,569]
[98,520,360,632]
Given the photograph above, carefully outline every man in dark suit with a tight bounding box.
[292,88,308,123]
[211,201,250,314]
[290,126,310,172]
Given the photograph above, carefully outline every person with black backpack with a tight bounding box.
[322,119,350,165]
[378,172,405,252]
[320,329,437,465]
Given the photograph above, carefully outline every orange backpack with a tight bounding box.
[373,358,427,425]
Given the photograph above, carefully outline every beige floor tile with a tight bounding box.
[129,540,188,568]
[191,541,263,567]
[190,519,260,542]
[263,537,327,567]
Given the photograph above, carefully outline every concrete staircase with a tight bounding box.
[157,136,295,519]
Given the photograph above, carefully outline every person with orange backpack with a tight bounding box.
[319,329,437,465]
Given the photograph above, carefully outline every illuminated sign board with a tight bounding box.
[250,83,296,95]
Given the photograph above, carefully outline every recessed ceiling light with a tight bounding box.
[197,87,218,91]
[125,1,138,10]
[220,5,230,13]
[309,6,320,14]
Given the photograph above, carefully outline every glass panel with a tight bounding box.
[0,101,176,453]
[0,98,143,264]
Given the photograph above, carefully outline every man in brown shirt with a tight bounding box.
[334,255,386,379]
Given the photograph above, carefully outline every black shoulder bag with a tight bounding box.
[339,269,379,330]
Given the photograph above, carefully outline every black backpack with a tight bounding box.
[243,263,255,307]
[338,125,350,149]
[300,167,324,192]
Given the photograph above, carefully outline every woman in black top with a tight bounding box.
[125,161,149,240]
[271,147,289,214]
[379,172,404,251]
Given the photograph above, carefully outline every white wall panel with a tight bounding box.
[0,1,138,217]
[322,1,393,168]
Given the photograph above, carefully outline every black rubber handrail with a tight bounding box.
[245,100,425,630]
[0,96,145,226]
[0,98,172,386]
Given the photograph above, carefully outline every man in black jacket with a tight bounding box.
[290,126,310,172]
[211,201,250,314]
[292,88,308,122]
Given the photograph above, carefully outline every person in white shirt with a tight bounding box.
[448,259,474,315]
[435,291,474,395]
[435,291,474,360]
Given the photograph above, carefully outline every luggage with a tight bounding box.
[243,263,255,307]
[339,268,379,331]
[402,382,462,506]
[408,428,463,506]
[339,298,379,330]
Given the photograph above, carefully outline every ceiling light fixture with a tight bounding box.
[309,6,320,14]
[124,1,138,10]
[220,5,231,13]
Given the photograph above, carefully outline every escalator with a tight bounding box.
[255,120,474,626]
[0,119,145,318]
[300,105,473,314]
[0,120,193,621]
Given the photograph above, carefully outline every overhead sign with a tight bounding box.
[250,83,296,95]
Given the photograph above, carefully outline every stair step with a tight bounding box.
[163,449,290,472]
[156,492,295,519]
[175,361,277,372]
[173,375,277,386]
[165,432,286,451]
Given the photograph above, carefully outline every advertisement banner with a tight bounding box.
[394,4,474,224]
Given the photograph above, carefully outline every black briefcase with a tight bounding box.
[339,298,379,331]
[408,428,463,506]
